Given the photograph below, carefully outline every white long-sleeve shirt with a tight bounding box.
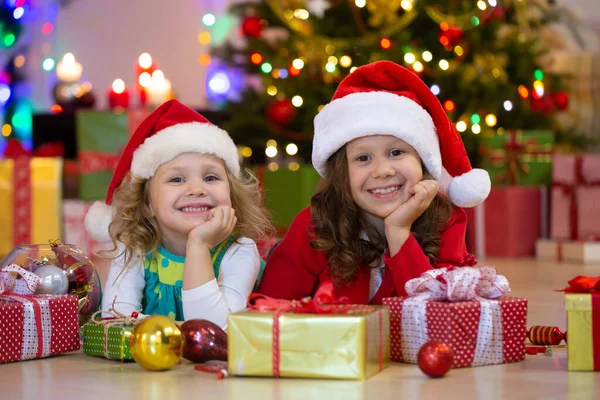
[101,237,260,331]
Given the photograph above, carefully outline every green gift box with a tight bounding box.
[76,111,129,200]
[264,165,321,228]
[479,129,554,186]
[83,323,134,360]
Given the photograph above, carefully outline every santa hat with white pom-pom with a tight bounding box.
[84,99,240,243]
[312,60,490,207]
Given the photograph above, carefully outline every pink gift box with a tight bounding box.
[62,199,111,256]
[382,296,527,368]
[551,154,600,241]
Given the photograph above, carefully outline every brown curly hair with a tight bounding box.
[101,168,274,267]
[310,146,453,286]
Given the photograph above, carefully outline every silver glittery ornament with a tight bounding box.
[34,265,69,295]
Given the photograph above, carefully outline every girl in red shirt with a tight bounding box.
[258,61,491,304]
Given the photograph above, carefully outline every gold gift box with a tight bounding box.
[0,158,63,255]
[565,293,600,371]
[228,306,390,380]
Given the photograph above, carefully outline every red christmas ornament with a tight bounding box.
[527,326,566,346]
[417,340,454,378]
[181,319,228,363]
[438,27,463,47]
[267,98,297,126]
[530,96,555,115]
[241,16,264,38]
[551,92,569,111]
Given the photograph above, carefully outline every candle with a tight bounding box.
[147,70,172,107]
[108,79,130,109]
[135,52,156,76]
[56,53,82,82]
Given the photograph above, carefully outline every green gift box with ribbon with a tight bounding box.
[82,322,134,360]
[76,110,130,201]
[479,129,554,186]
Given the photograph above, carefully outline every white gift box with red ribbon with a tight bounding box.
[0,264,80,363]
[382,266,528,368]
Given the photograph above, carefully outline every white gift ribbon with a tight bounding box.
[401,266,510,366]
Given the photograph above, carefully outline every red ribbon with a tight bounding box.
[0,264,45,359]
[559,276,600,293]
[79,151,121,174]
[2,139,64,246]
[3,292,44,359]
[481,130,552,185]
[248,281,383,377]
[553,155,600,240]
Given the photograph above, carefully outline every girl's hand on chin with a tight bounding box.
[187,205,237,248]
[384,180,439,231]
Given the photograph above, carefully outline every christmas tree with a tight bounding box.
[213,0,576,167]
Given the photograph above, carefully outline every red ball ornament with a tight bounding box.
[181,319,228,363]
[241,16,264,38]
[551,92,569,111]
[531,96,555,115]
[267,98,297,126]
[417,340,454,378]
[438,27,463,47]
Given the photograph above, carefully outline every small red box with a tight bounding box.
[0,294,80,363]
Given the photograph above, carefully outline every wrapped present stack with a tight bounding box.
[63,109,150,255]
[382,266,528,368]
[0,264,80,363]
[228,281,390,380]
[536,154,600,263]
[466,129,553,257]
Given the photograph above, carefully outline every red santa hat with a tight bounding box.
[312,60,490,207]
[84,99,240,243]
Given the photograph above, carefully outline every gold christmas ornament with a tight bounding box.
[130,315,184,371]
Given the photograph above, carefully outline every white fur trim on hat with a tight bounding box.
[447,168,491,208]
[84,201,114,243]
[131,121,240,179]
[313,91,441,179]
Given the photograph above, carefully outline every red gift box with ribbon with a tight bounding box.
[382,266,528,368]
[465,186,546,257]
[0,264,80,363]
[227,282,390,380]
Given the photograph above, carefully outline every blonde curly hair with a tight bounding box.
[102,168,274,267]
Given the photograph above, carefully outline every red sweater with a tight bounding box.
[258,206,474,304]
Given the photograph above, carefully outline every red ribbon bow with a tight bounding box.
[559,276,600,293]
[248,280,367,314]
[78,150,121,174]
[3,138,64,159]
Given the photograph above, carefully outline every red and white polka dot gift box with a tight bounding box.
[382,265,528,368]
[0,265,80,363]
